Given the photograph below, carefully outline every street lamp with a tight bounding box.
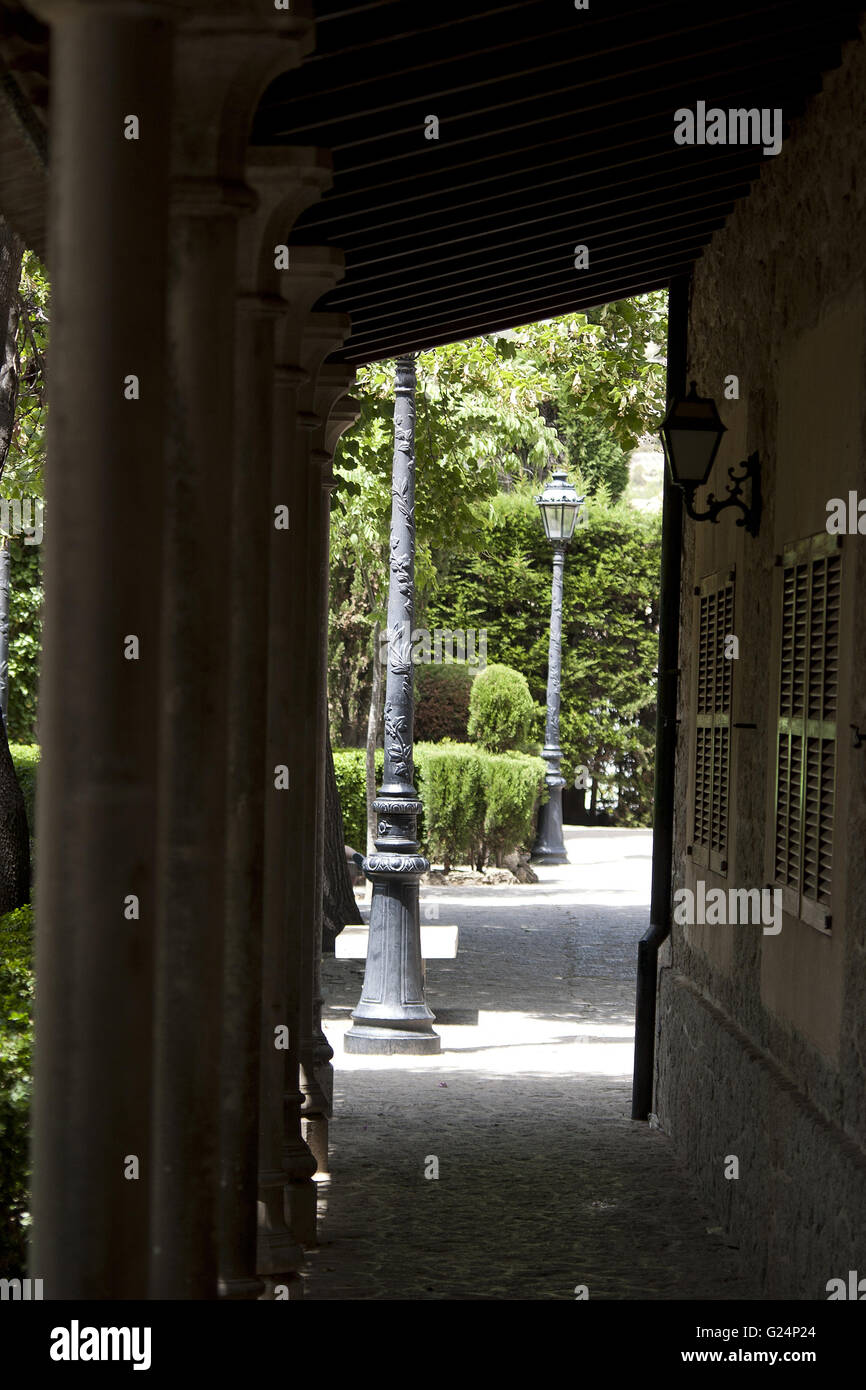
[660,382,761,536]
[532,469,584,865]
[344,354,439,1055]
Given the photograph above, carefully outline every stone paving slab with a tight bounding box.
[304,830,759,1301]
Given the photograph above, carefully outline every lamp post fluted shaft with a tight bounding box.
[344,354,439,1055]
[533,540,569,864]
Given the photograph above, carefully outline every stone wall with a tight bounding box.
[655,19,866,1298]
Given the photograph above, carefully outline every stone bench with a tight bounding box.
[336,923,459,961]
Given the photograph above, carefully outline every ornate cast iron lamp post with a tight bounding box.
[345,354,439,1055]
[532,469,584,865]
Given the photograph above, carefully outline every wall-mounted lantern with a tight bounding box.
[660,382,761,537]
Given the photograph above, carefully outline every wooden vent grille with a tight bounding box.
[692,571,734,873]
[773,535,841,930]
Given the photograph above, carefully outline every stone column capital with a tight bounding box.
[170,175,256,217]
[169,9,314,187]
[27,0,180,20]
[274,251,348,365]
[273,363,310,390]
[238,147,334,300]
[236,290,286,319]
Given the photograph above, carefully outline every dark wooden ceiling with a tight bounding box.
[254,0,865,364]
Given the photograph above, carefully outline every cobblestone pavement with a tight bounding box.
[304,829,759,1301]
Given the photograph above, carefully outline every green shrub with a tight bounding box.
[415,741,545,870]
[467,662,537,753]
[414,662,474,742]
[414,743,485,870]
[7,540,42,745]
[332,746,383,850]
[480,752,547,866]
[10,743,39,834]
[0,903,34,1278]
[335,740,546,871]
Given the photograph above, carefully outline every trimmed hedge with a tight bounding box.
[333,747,384,850]
[414,662,474,743]
[467,662,537,753]
[0,903,34,1278]
[414,743,484,871]
[334,742,545,871]
[415,742,545,869]
[479,750,548,865]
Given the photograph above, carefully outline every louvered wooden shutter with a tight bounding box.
[773,534,841,932]
[692,570,734,873]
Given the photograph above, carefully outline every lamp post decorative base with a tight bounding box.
[531,785,569,864]
[531,846,569,866]
[344,1026,441,1056]
[344,845,440,1056]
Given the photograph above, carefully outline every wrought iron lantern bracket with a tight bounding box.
[680,450,761,538]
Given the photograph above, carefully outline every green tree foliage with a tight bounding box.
[0,902,33,1277]
[554,413,630,503]
[329,294,667,747]
[467,662,537,753]
[7,543,41,743]
[423,489,661,824]
[4,249,48,502]
[4,253,48,745]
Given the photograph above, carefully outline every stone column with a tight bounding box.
[151,172,253,1302]
[29,0,173,1299]
[220,148,335,1302]
[301,361,358,1171]
[148,11,313,1301]
[345,355,440,1056]
[219,149,307,1300]
[219,287,276,1302]
[258,201,341,1287]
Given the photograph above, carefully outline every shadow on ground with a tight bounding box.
[307,835,758,1300]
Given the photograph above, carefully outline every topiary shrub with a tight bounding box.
[467,662,537,753]
[0,903,34,1278]
[414,662,474,742]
